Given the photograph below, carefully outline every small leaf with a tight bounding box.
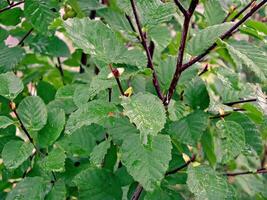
[0,72,23,100]
[65,100,117,134]
[216,120,246,163]
[24,0,58,34]
[6,177,46,200]
[0,116,14,128]
[226,112,263,155]
[38,108,65,148]
[0,43,25,73]
[225,41,267,82]
[90,140,111,167]
[17,96,48,133]
[187,22,233,55]
[57,125,102,157]
[74,168,122,200]
[39,148,66,172]
[45,180,66,200]
[204,0,226,26]
[64,18,146,66]
[187,165,236,200]
[168,111,208,145]
[2,140,34,169]
[122,93,166,139]
[184,77,210,110]
[121,134,172,191]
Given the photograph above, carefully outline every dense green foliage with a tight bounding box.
[0,0,267,199]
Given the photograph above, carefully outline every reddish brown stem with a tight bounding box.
[129,0,164,101]
[225,168,267,176]
[108,64,125,96]
[231,0,257,21]
[181,0,267,72]
[164,0,199,105]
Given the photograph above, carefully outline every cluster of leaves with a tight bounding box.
[0,0,267,199]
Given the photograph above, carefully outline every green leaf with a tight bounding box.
[36,81,56,104]
[46,180,66,200]
[187,165,236,200]
[0,72,23,100]
[106,117,139,145]
[121,93,166,141]
[64,18,146,66]
[121,134,172,191]
[184,77,210,110]
[225,41,267,82]
[0,43,25,73]
[204,0,226,26]
[168,110,208,145]
[65,100,117,134]
[201,129,216,166]
[90,140,111,167]
[38,108,65,148]
[24,0,58,34]
[6,177,46,200]
[2,140,34,169]
[187,22,233,55]
[74,168,122,200]
[145,187,182,200]
[0,7,23,26]
[30,35,70,57]
[0,116,14,128]
[135,0,175,28]
[39,148,66,172]
[48,84,78,114]
[226,112,263,155]
[57,125,101,157]
[17,96,48,133]
[241,103,264,124]
[216,120,246,163]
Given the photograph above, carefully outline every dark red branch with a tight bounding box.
[0,1,24,14]
[225,168,267,176]
[231,0,257,21]
[173,0,188,16]
[108,64,125,96]
[129,0,164,101]
[164,0,199,105]
[181,0,267,71]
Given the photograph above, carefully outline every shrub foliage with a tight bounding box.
[0,0,267,199]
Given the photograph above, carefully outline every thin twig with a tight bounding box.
[198,64,209,76]
[224,98,259,106]
[18,28,33,46]
[129,0,164,101]
[164,0,199,105]
[225,168,267,176]
[9,102,34,144]
[166,154,196,175]
[131,184,143,200]
[108,64,125,96]
[56,57,64,77]
[182,0,267,71]
[125,14,140,41]
[0,1,24,14]
[173,0,188,16]
[231,0,257,21]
